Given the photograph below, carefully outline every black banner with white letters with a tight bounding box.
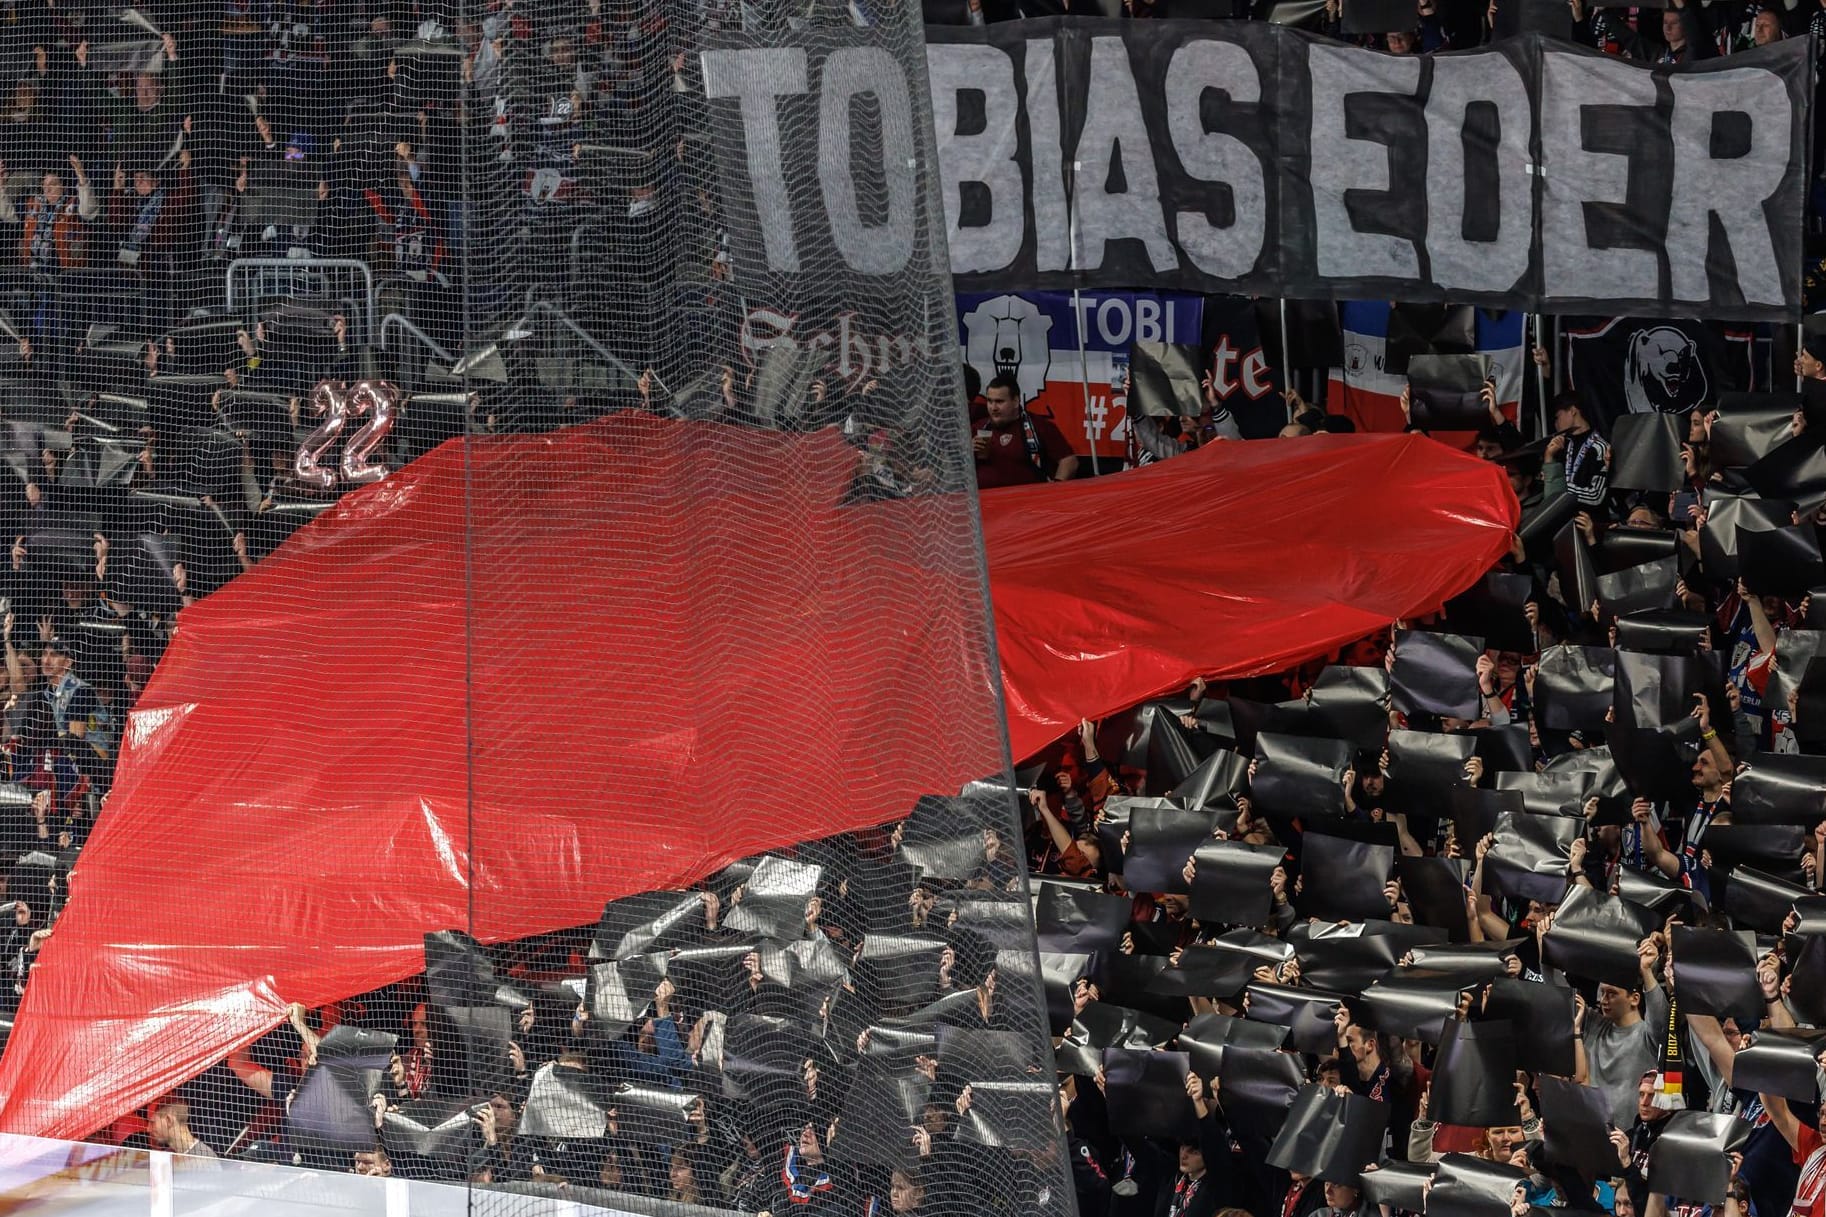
[702,26,950,330]
[913,22,1810,320]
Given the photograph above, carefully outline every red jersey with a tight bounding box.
[1794,1123,1825,1217]
[969,403,1074,488]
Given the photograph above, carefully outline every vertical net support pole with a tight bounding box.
[1532,313,1550,438]
[1073,287,1102,475]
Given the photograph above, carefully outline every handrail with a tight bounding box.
[379,312,455,362]
[525,301,639,385]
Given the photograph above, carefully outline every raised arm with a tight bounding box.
[1631,799,1682,880]
[1572,994,1590,1084]
[1684,1012,1736,1088]
[1761,1091,1801,1153]
[1029,787,1073,856]
[1739,582,1778,656]
[1692,693,1733,779]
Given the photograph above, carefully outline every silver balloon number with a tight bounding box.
[340,380,397,486]
[294,380,349,491]
[294,379,398,490]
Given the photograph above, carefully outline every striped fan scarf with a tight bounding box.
[782,1146,833,1204]
[1655,995,1687,1110]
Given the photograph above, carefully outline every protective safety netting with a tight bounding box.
[0,2,1070,1215]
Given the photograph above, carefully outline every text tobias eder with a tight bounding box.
[701,29,1800,314]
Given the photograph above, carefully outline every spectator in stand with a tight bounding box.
[37,639,99,751]
[365,152,444,278]
[1797,333,1826,384]
[1763,1062,1826,1217]
[1576,938,1669,1127]
[754,1120,842,1217]
[108,69,184,160]
[2,78,56,163]
[0,900,42,1015]
[0,157,99,270]
[971,373,1078,488]
[106,162,188,270]
[1655,0,1715,62]
[1544,391,1610,508]
[148,1098,220,1162]
[466,1090,531,1183]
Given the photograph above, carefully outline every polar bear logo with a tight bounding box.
[962,295,1053,404]
[1624,326,1709,415]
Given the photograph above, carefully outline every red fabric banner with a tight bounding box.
[984,432,1521,760]
[0,422,1515,1139]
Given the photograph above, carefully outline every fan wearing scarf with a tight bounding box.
[756,1119,841,1216]
[1,158,99,271]
[971,374,1078,489]
[107,165,171,270]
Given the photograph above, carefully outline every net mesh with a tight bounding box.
[0,3,1067,1214]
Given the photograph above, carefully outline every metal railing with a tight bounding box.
[225,258,375,346]
[380,312,455,363]
[525,300,641,388]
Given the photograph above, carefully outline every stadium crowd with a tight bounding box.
[0,5,1824,1217]
[937,0,1809,59]
[53,349,1826,1217]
